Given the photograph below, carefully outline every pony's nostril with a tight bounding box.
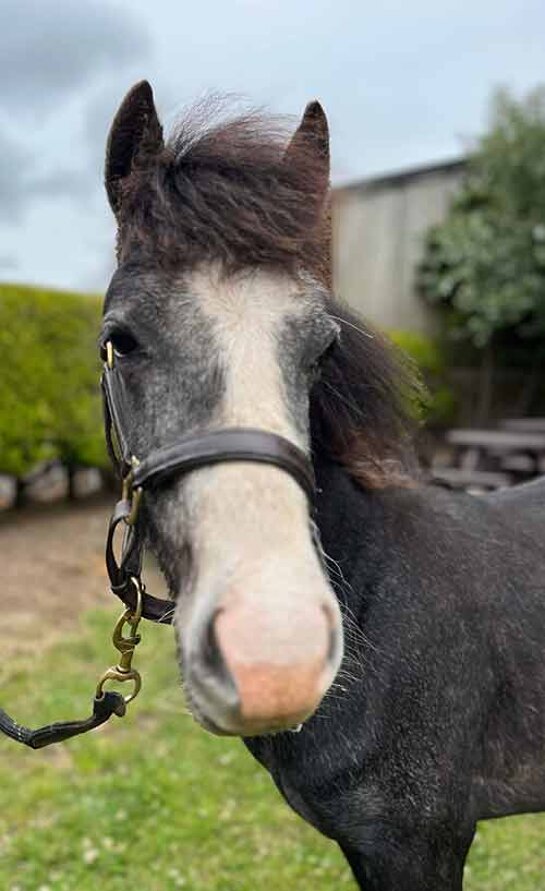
[202,610,224,673]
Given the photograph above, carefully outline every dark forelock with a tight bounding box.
[116,101,330,282]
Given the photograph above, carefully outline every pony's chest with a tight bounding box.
[244,734,357,839]
[273,764,341,838]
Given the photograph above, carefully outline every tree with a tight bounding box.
[0,284,107,502]
[418,86,545,418]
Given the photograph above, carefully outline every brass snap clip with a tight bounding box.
[97,577,144,705]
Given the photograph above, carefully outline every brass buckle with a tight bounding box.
[96,577,144,705]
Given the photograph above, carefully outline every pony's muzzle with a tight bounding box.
[188,600,342,736]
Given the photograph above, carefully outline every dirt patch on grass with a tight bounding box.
[0,496,163,658]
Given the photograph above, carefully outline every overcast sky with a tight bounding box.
[2,0,544,292]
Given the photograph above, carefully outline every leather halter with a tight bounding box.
[0,343,317,749]
[102,347,316,623]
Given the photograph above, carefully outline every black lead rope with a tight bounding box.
[0,576,146,749]
[0,343,317,749]
[0,693,126,750]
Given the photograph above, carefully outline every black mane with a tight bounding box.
[312,301,421,488]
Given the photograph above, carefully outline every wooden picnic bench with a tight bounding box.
[430,466,513,492]
[432,426,545,491]
[499,418,545,434]
[446,428,545,473]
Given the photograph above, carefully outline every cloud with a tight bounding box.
[0,0,149,116]
[0,0,151,230]
[0,126,102,222]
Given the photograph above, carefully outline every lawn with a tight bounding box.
[0,608,543,891]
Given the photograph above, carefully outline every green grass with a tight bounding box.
[0,610,543,890]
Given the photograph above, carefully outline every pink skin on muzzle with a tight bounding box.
[214,598,335,730]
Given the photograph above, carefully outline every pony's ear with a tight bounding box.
[105,80,164,215]
[285,100,330,198]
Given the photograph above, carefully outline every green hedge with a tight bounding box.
[0,283,106,477]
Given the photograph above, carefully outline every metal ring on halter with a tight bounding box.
[96,577,143,705]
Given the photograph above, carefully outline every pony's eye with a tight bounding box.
[101,330,139,360]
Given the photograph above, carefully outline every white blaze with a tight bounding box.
[175,265,337,664]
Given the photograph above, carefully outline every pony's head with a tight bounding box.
[102,81,416,736]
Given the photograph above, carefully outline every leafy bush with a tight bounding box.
[388,329,456,425]
[0,283,106,477]
[418,86,545,349]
